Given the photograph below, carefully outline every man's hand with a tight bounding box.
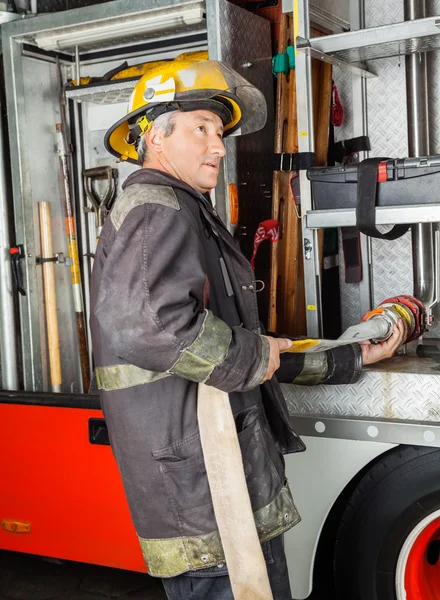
[260,336,292,383]
[360,318,408,366]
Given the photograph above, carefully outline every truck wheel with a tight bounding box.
[334,445,440,600]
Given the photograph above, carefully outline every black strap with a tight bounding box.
[341,227,362,283]
[274,152,316,172]
[356,157,409,240]
[331,135,371,163]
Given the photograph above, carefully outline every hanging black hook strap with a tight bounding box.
[356,157,410,240]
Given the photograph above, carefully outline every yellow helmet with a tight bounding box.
[104,58,267,164]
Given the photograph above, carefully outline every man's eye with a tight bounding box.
[197,125,206,132]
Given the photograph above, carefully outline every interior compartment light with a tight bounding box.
[34,5,205,51]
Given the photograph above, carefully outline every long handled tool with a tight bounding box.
[83,166,117,243]
[198,383,274,600]
[39,202,62,393]
[268,13,300,337]
[269,15,333,337]
[56,122,91,393]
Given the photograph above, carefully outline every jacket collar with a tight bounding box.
[122,168,212,206]
[122,168,245,264]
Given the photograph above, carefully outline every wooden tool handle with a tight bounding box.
[39,202,62,392]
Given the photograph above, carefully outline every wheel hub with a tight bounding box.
[396,511,440,600]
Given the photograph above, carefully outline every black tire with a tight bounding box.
[334,445,440,600]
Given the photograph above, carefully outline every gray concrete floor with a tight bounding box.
[0,550,324,599]
[0,551,167,600]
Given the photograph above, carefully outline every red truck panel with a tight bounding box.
[0,402,146,572]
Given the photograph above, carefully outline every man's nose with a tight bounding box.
[210,136,226,157]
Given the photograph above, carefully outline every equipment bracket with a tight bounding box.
[272,46,295,76]
[296,37,376,79]
[36,252,72,266]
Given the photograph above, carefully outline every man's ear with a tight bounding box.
[145,125,163,154]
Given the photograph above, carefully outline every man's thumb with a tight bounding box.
[277,338,293,352]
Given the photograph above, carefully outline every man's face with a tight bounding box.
[150,109,226,194]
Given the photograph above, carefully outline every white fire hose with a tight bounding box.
[197,383,274,600]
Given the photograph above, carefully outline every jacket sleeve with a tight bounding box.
[94,201,268,393]
[276,343,363,385]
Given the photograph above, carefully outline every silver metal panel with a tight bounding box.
[371,232,414,305]
[426,0,440,337]
[428,1,440,158]
[283,0,350,32]
[1,45,82,391]
[283,355,440,422]
[206,0,274,268]
[332,65,354,142]
[3,35,43,390]
[309,6,350,33]
[365,59,408,157]
[332,3,366,328]
[289,414,440,446]
[364,0,414,322]
[22,57,82,392]
[310,0,350,22]
[284,436,393,600]
[295,0,323,337]
[0,85,18,389]
[307,204,440,227]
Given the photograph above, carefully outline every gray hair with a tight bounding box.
[137,111,177,165]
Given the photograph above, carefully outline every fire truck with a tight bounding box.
[1,1,440,599]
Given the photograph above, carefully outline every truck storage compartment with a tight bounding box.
[308,155,440,210]
[0,392,146,572]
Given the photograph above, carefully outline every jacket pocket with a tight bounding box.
[152,419,284,537]
[238,418,284,512]
[152,432,215,537]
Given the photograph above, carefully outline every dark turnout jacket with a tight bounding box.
[90,169,362,577]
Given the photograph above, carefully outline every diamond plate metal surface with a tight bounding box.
[428,0,440,157]
[301,0,440,427]
[65,80,136,104]
[332,65,353,143]
[208,0,274,318]
[282,356,440,422]
[371,232,414,304]
[425,1,440,338]
[330,35,440,63]
[338,229,361,330]
[338,0,413,329]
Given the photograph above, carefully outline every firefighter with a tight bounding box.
[90,57,406,600]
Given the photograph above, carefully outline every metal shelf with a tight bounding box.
[65,79,138,104]
[306,204,440,229]
[297,15,440,63]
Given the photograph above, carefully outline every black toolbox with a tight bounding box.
[308,156,440,210]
